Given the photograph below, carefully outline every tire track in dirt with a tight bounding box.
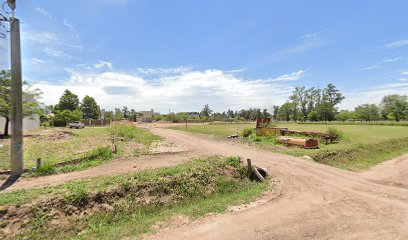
[145,127,408,240]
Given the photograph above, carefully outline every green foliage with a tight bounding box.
[381,94,408,122]
[51,109,83,126]
[57,89,80,111]
[34,161,56,176]
[200,104,213,119]
[108,122,161,144]
[326,127,345,140]
[242,127,253,137]
[0,69,43,136]
[354,104,380,121]
[80,95,100,120]
[0,157,268,239]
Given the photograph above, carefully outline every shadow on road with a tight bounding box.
[0,175,20,191]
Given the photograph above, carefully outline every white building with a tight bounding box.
[0,115,40,134]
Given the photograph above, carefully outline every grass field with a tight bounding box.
[171,122,408,170]
[0,157,269,239]
[0,124,161,174]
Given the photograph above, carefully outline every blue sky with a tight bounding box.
[1,0,408,113]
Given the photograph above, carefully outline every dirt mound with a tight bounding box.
[0,158,248,239]
[29,130,76,141]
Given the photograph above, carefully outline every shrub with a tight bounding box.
[34,161,56,176]
[242,127,254,137]
[326,127,345,141]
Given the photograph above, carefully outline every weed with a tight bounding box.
[242,127,254,137]
[326,127,345,140]
[33,161,56,176]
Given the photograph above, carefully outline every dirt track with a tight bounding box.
[1,126,408,239]
[145,127,408,240]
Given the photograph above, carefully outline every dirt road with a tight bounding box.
[145,127,408,240]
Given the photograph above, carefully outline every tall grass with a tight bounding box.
[108,122,161,144]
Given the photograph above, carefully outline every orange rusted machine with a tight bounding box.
[255,117,287,136]
[278,136,319,149]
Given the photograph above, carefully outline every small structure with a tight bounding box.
[278,136,319,149]
[137,109,154,123]
[0,115,40,134]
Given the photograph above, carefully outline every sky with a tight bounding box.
[1,0,408,113]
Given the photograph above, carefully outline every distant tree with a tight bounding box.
[272,105,280,121]
[129,109,137,122]
[51,109,82,125]
[227,109,234,118]
[335,110,354,122]
[200,104,213,118]
[0,70,42,136]
[261,109,270,118]
[80,95,100,119]
[307,110,319,122]
[114,108,124,120]
[315,83,344,121]
[58,89,80,111]
[380,94,408,122]
[104,110,114,120]
[355,104,380,122]
[278,102,294,122]
[122,106,130,119]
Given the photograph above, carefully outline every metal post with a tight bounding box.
[10,18,23,177]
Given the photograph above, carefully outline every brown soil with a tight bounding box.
[143,126,408,240]
[27,130,76,141]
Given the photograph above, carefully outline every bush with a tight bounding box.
[242,127,254,137]
[326,127,345,140]
[34,161,56,176]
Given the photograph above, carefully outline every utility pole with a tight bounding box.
[8,0,24,176]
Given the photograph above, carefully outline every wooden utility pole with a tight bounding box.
[9,1,24,177]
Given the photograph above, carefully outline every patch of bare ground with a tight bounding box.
[144,126,408,240]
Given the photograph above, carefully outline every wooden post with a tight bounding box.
[247,158,252,176]
[185,120,187,129]
[36,158,41,169]
[111,138,117,153]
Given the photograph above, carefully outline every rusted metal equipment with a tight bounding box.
[256,127,288,136]
[256,117,271,128]
[278,136,319,149]
[281,130,337,144]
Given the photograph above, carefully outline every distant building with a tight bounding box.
[0,115,40,134]
[188,112,200,117]
[137,109,154,123]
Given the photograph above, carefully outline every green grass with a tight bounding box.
[0,157,270,240]
[171,123,253,138]
[171,122,408,170]
[0,125,162,174]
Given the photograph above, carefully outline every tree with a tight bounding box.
[307,110,319,122]
[278,102,294,122]
[354,104,380,122]
[104,110,114,120]
[80,95,100,120]
[200,104,213,118]
[316,84,344,121]
[335,110,353,122]
[51,109,82,126]
[122,106,130,119]
[0,70,42,136]
[380,94,408,122]
[57,89,80,111]
[290,86,308,121]
[114,108,124,120]
[272,105,280,121]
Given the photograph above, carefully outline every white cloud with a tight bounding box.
[402,71,408,75]
[362,57,402,71]
[94,60,113,70]
[32,67,296,112]
[43,47,71,58]
[399,78,408,82]
[135,66,191,75]
[32,58,45,64]
[35,7,55,20]
[300,32,319,40]
[340,83,408,109]
[271,70,305,82]
[386,39,408,48]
